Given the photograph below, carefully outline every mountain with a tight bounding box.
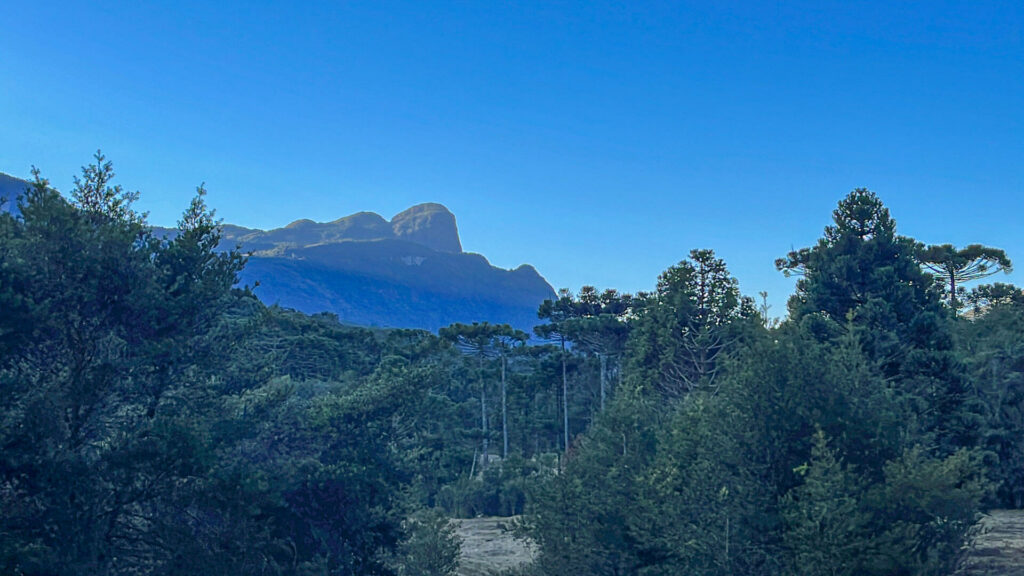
[0,173,30,215]
[215,202,464,254]
[218,203,553,331]
[1,172,554,331]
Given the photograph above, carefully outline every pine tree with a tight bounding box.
[781,430,872,576]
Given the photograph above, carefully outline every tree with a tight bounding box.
[781,430,872,576]
[873,446,989,575]
[956,290,1024,507]
[395,508,461,576]
[493,327,529,458]
[440,322,524,467]
[0,156,248,574]
[628,249,755,398]
[535,289,580,452]
[918,243,1012,313]
[561,288,633,411]
[628,392,772,576]
[564,313,630,411]
[964,282,1024,313]
[525,389,659,576]
[776,189,933,329]
[71,150,144,225]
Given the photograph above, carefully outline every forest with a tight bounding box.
[2,156,1022,576]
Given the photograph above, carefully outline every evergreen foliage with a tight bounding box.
[919,243,1013,313]
[1,163,1019,576]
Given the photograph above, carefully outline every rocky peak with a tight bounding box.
[391,203,462,253]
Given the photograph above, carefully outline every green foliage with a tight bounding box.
[3,164,1012,576]
[964,282,1024,313]
[627,249,758,399]
[957,289,1024,507]
[630,393,774,576]
[526,391,659,576]
[0,156,428,575]
[781,430,871,576]
[395,508,462,576]
[777,189,981,452]
[559,287,633,412]
[522,191,1000,576]
[70,150,144,225]
[0,158,248,575]
[918,243,1013,312]
[869,446,990,575]
[776,189,939,340]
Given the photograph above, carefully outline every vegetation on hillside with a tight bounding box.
[2,157,1022,575]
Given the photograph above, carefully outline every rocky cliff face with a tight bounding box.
[216,202,463,255]
[391,203,463,253]
[183,203,552,332]
[226,202,553,331]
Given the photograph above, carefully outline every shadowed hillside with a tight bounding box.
[239,239,553,332]
[2,174,554,331]
[204,203,553,331]
[165,203,552,332]
[0,173,29,216]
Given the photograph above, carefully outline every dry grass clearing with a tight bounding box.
[957,509,1024,575]
[454,516,537,576]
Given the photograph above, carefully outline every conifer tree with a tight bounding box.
[918,243,1012,313]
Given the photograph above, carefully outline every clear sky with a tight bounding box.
[2,1,1021,316]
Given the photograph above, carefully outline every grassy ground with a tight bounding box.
[957,509,1024,575]
[454,516,537,576]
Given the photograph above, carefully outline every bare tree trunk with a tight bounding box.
[725,514,730,573]
[950,274,958,315]
[480,356,488,470]
[481,385,488,470]
[600,354,607,411]
[561,336,569,452]
[501,352,508,459]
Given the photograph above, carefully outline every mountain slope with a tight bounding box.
[1,173,554,331]
[234,205,552,331]
[0,173,30,215]
[211,203,553,331]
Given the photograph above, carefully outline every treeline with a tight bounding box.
[524,191,1023,576]
[0,157,462,575]
[2,156,1023,576]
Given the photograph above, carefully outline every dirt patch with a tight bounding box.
[957,509,1024,575]
[454,516,537,576]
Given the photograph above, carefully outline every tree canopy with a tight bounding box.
[3,163,1020,576]
[918,243,1013,312]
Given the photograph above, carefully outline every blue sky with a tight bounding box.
[2,1,1021,316]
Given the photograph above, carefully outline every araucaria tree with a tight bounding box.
[918,243,1012,313]
[629,249,755,398]
[535,290,580,451]
[440,322,526,466]
[561,287,633,411]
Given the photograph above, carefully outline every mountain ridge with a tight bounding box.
[218,204,552,332]
[222,202,463,254]
[0,172,554,332]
